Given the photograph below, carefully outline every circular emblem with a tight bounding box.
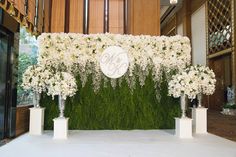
[100,46,129,79]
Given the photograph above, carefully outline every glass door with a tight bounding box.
[0,30,9,139]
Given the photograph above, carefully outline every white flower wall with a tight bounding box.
[38,33,191,92]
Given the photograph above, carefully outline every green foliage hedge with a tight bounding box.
[41,73,180,130]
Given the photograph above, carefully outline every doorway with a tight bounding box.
[208,54,232,110]
[0,25,15,140]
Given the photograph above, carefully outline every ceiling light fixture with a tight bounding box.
[170,0,178,5]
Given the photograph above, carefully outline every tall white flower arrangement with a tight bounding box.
[22,65,77,100]
[168,65,216,100]
[22,65,52,93]
[47,71,77,100]
[185,65,216,95]
[168,70,200,99]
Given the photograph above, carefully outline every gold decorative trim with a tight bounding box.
[231,0,235,97]
[0,0,36,34]
[205,2,209,66]
[208,0,232,54]
[207,48,232,59]
[167,27,176,36]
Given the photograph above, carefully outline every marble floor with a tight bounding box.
[208,110,236,141]
[0,130,236,157]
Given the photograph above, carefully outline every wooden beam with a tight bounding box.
[123,0,128,34]
[233,0,236,102]
[207,48,232,59]
[103,0,109,33]
[50,0,66,32]
[182,0,192,64]
[83,0,89,34]
[64,0,70,33]
[127,0,160,35]
[182,0,191,39]
[69,0,83,33]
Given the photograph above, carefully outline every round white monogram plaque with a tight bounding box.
[100,46,129,78]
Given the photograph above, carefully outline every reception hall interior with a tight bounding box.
[0,0,236,156]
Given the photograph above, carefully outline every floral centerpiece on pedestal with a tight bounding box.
[168,69,200,118]
[185,65,216,107]
[168,65,216,117]
[22,65,52,107]
[47,71,77,118]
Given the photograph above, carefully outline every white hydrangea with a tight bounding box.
[47,71,77,100]
[168,65,216,100]
[22,65,52,93]
[168,70,200,100]
[185,65,216,95]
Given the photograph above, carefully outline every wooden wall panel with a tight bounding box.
[128,0,160,35]
[28,0,36,24]
[2,12,19,32]
[162,0,207,36]
[191,0,206,14]
[15,0,25,15]
[234,0,236,93]
[109,0,124,34]
[51,0,65,32]
[69,0,83,33]
[182,0,191,38]
[15,106,32,136]
[38,0,44,33]
[44,0,50,32]
[89,0,104,33]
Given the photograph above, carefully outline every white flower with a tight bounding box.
[22,65,52,93]
[168,65,216,99]
[47,71,77,100]
[38,33,191,93]
[186,65,216,95]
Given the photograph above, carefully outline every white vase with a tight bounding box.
[58,95,66,118]
[33,91,40,108]
[180,93,186,118]
[197,93,202,108]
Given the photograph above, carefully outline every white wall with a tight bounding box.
[191,4,206,65]
[177,23,183,36]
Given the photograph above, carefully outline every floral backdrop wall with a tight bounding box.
[37,33,191,129]
[38,33,191,93]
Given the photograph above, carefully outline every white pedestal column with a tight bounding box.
[29,107,45,135]
[175,117,192,138]
[192,107,207,134]
[53,117,69,139]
